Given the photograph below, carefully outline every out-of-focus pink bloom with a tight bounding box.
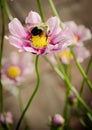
[0,112,13,125]
[51,113,64,127]
[58,47,73,64]
[8,11,73,55]
[73,44,90,63]
[47,45,90,65]
[64,21,92,44]
[1,52,34,84]
[59,45,90,64]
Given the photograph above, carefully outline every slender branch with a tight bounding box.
[70,46,92,91]
[80,55,92,96]
[37,0,45,22]
[0,0,5,114]
[16,55,40,130]
[48,0,63,28]
[44,56,92,115]
[3,0,13,20]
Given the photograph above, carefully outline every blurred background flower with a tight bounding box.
[0,112,13,126]
[1,52,34,85]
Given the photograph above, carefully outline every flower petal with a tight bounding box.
[77,25,92,41]
[25,11,41,25]
[8,18,27,38]
[64,21,78,33]
[46,44,62,53]
[50,27,74,47]
[74,45,90,63]
[9,36,23,48]
[10,52,19,64]
[47,16,61,35]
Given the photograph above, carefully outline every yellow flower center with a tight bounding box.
[59,51,72,60]
[7,66,21,78]
[31,34,49,49]
[74,35,79,42]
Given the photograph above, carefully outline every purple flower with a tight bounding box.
[0,112,13,125]
[51,114,64,127]
[47,45,90,65]
[73,44,90,63]
[64,21,92,44]
[1,52,34,84]
[8,11,73,55]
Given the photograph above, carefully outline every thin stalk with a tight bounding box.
[16,55,40,130]
[0,1,11,130]
[77,55,92,125]
[48,0,92,92]
[37,0,45,22]
[0,0,5,114]
[48,0,63,28]
[0,125,5,130]
[80,55,92,96]
[44,55,92,115]
[3,0,13,20]
[63,87,70,120]
[70,46,92,91]
[44,56,65,80]
[63,64,72,124]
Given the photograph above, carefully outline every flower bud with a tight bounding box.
[51,114,64,127]
[68,92,77,105]
[0,112,13,125]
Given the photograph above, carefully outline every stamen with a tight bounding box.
[59,51,72,60]
[31,34,49,49]
[74,35,79,42]
[6,66,21,78]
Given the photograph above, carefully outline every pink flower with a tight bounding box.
[64,21,92,44]
[73,44,90,63]
[1,52,34,84]
[47,45,90,65]
[0,112,13,125]
[58,47,73,64]
[8,11,73,55]
[51,114,64,127]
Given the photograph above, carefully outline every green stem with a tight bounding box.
[0,125,5,130]
[37,0,45,22]
[63,64,72,123]
[44,56,92,115]
[48,0,63,28]
[16,55,40,130]
[48,0,92,92]
[0,0,5,114]
[80,55,92,96]
[63,87,69,120]
[3,0,13,20]
[0,2,11,130]
[70,46,92,91]
[44,56,65,79]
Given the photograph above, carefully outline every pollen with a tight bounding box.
[31,34,49,49]
[74,35,79,42]
[6,66,21,78]
[59,51,72,60]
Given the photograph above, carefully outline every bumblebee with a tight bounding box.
[31,27,43,36]
[31,24,49,36]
